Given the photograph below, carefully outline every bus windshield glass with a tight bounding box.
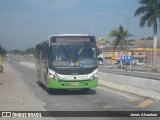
[51,45,97,68]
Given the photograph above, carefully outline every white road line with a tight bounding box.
[98,86,136,99]
[8,64,23,78]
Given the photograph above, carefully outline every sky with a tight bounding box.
[0,0,159,50]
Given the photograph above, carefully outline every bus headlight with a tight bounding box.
[90,73,98,80]
[48,73,59,82]
[49,73,54,79]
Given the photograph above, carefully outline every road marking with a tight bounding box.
[98,86,136,100]
[137,99,155,108]
[8,64,23,78]
[127,98,136,102]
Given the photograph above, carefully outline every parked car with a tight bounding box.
[136,62,144,65]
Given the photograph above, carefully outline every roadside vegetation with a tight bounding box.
[0,44,6,57]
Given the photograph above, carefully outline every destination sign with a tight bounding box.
[56,37,91,43]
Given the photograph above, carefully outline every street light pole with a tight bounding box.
[118,13,134,70]
[118,13,134,49]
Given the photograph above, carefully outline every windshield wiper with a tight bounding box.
[77,45,85,56]
[61,44,70,59]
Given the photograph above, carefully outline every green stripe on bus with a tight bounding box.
[47,78,98,89]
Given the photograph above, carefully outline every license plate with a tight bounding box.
[71,83,79,86]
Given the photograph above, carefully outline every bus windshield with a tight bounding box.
[51,45,97,68]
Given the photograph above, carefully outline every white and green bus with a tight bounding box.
[36,34,98,93]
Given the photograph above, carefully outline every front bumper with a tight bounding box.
[47,78,98,89]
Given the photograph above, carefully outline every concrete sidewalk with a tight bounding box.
[0,63,54,119]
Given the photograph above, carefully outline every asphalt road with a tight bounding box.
[7,57,160,120]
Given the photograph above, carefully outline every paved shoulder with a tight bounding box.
[0,63,45,110]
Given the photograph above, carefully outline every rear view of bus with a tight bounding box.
[36,34,98,93]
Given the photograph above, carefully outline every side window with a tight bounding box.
[42,43,46,60]
[36,45,41,63]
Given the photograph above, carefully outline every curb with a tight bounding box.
[98,80,160,101]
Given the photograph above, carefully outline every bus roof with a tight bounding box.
[51,34,94,37]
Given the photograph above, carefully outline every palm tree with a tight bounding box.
[109,25,133,69]
[134,0,160,71]
[110,25,128,50]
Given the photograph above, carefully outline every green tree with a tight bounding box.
[25,47,35,55]
[110,25,128,50]
[109,25,133,69]
[0,44,6,57]
[134,0,160,71]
